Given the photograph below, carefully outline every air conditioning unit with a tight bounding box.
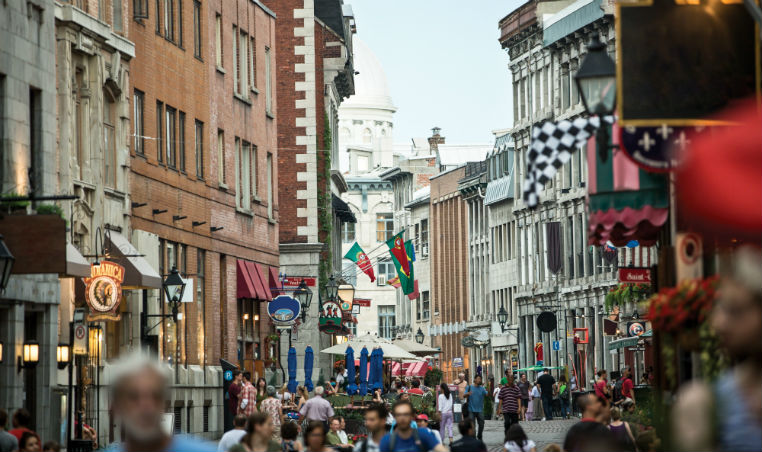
[421,244,429,257]
[378,274,387,285]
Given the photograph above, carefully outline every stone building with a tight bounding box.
[263,0,356,381]
[0,0,60,442]
[406,186,432,347]
[499,0,655,383]
[338,37,396,340]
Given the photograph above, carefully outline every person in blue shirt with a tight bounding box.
[464,375,488,440]
[106,353,216,452]
[379,400,445,452]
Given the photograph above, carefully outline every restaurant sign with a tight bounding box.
[618,268,651,284]
[83,261,124,321]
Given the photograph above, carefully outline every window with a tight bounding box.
[194,120,204,178]
[156,101,163,162]
[238,30,249,94]
[422,291,430,320]
[377,259,396,285]
[233,26,239,92]
[420,218,428,256]
[215,14,222,68]
[193,1,201,58]
[196,249,205,364]
[166,106,176,167]
[75,70,85,179]
[376,213,393,242]
[203,406,210,432]
[266,152,273,219]
[251,145,259,198]
[562,67,571,111]
[178,111,186,171]
[164,0,174,40]
[134,0,148,20]
[342,261,357,286]
[217,130,225,185]
[155,0,161,33]
[362,128,372,144]
[113,0,123,32]
[133,90,144,154]
[236,139,253,209]
[249,36,256,90]
[177,0,183,47]
[265,47,272,114]
[103,89,117,187]
[378,306,396,340]
[173,406,182,433]
[342,222,355,243]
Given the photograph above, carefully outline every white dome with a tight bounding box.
[343,37,396,112]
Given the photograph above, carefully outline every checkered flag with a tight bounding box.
[523,116,610,208]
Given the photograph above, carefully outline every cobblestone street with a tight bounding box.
[454,418,578,452]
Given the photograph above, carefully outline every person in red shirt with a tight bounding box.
[407,379,424,395]
[594,370,610,401]
[620,366,635,405]
[8,409,38,443]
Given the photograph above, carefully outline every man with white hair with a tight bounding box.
[109,353,215,452]
[298,386,334,425]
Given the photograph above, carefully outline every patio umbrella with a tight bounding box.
[320,334,417,360]
[392,339,441,356]
[304,346,314,392]
[372,348,384,390]
[345,346,357,395]
[359,347,369,395]
[287,347,298,394]
[369,349,378,391]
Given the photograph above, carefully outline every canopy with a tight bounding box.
[392,361,429,377]
[304,346,314,392]
[607,330,652,351]
[321,334,417,360]
[514,365,565,373]
[287,347,298,394]
[392,339,441,356]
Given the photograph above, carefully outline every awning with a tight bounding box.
[607,331,652,351]
[66,243,91,278]
[245,261,268,300]
[106,231,162,289]
[332,194,356,223]
[268,266,281,295]
[237,259,257,299]
[484,176,514,206]
[254,263,272,300]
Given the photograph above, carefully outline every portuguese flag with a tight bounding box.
[386,233,415,294]
[344,242,375,282]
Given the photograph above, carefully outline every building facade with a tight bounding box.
[406,187,432,347]
[264,0,356,381]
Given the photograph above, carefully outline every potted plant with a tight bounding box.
[605,282,651,312]
[1,192,30,214]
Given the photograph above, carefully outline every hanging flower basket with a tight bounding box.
[646,276,718,334]
[604,282,651,312]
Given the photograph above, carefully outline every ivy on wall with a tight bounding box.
[317,111,334,293]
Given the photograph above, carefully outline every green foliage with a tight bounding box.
[317,111,334,290]
[424,367,443,387]
[605,283,650,312]
[1,192,30,211]
[484,394,494,419]
[35,203,65,218]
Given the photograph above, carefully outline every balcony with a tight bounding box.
[498,0,538,48]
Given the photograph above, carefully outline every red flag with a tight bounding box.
[386,232,411,277]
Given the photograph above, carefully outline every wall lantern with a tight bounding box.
[415,328,424,344]
[293,279,313,321]
[18,341,40,373]
[497,305,509,332]
[163,266,186,321]
[323,275,339,301]
[57,343,71,370]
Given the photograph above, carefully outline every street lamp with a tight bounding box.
[57,343,71,370]
[0,234,15,291]
[415,328,424,344]
[163,266,186,321]
[575,32,617,161]
[323,275,339,301]
[337,283,355,306]
[18,340,39,373]
[293,279,313,321]
[497,305,509,332]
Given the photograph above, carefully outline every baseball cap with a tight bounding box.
[415,414,429,421]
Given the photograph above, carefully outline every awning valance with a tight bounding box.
[332,194,356,223]
[268,266,281,295]
[245,261,268,300]
[254,263,272,300]
[106,232,162,289]
[237,259,257,299]
[66,243,91,278]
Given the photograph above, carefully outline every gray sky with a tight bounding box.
[348,0,524,144]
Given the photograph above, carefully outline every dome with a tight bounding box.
[342,37,396,112]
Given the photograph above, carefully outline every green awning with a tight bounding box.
[607,331,652,351]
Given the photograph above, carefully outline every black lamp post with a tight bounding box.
[323,275,339,301]
[497,305,509,332]
[415,328,424,344]
[0,234,15,291]
[575,33,617,162]
[162,266,186,322]
[293,279,313,321]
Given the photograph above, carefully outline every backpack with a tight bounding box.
[388,428,426,452]
[613,378,624,402]
[560,384,569,400]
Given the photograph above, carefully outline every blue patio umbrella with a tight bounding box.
[287,347,298,394]
[345,346,357,395]
[304,346,314,392]
[368,349,377,392]
[375,348,385,390]
[359,347,369,395]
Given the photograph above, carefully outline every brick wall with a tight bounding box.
[430,167,471,382]
[129,0,278,366]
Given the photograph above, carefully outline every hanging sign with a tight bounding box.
[452,357,463,368]
[267,295,301,326]
[83,260,124,321]
[627,321,646,337]
[318,300,349,335]
[618,268,652,284]
[281,277,317,287]
[354,298,371,307]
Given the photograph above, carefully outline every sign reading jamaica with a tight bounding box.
[83,261,124,321]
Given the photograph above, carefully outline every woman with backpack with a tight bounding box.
[558,375,571,419]
[438,383,455,445]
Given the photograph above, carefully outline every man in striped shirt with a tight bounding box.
[497,374,521,434]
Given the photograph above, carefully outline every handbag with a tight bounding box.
[453,403,462,413]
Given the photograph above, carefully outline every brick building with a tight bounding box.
[263,0,356,380]
[128,0,278,438]
[429,166,470,383]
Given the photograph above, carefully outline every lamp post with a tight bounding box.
[0,234,15,291]
[415,328,424,344]
[323,275,339,301]
[497,305,509,332]
[162,267,187,321]
[293,279,313,322]
[574,32,617,162]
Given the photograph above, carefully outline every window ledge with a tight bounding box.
[268,218,277,225]
[234,93,252,105]
[236,207,254,217]
[251,87,259,95]
[266,111,274,119]
[252,195,262,204]
[218,182,229,191]
[216,65,226,74]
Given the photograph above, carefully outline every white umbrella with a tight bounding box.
[392,339,441,356]
[321,333,417,360]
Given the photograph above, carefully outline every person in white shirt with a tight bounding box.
[217,414,247,452]
[531,383,543,421]
[437,383,455,445]
[337,417,349,444]
[504,424,536,452]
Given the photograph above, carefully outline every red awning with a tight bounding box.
[255,263,272,300]
[268,266,281,296]
[236,260,257,299]
[406,362,428,377]
[245,261,268,300]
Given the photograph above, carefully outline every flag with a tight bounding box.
[386,232,411,277]
[343,242,375,282]
[386,276,401,288]
[387,238,415,295]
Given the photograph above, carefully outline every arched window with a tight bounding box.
[362,128,372,144]
[103,88,117,188]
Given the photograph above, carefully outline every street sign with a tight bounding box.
[282,277,317,287]
[224,370,233,381]
[73,323,88,355]
[354,298,371,307]
[618,268,651,284]
[552,340,560,351]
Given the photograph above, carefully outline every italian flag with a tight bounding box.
[344,242,375,282]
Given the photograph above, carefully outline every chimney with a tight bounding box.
[428,127,445,151]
